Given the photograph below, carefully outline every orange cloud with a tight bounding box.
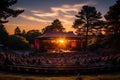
[18,1,95,30]
[20,14,51,23]
[33,12,58,17]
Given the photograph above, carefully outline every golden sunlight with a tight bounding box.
[57,38,66,49]
[59,39,65,43]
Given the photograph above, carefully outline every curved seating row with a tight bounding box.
[0,64,120,75]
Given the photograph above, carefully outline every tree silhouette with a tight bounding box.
[0,0,24,46]
[103,0,120,51]
[0,0,24,24]
[73,5,103,50]
[21,29,26,35]
[7,35,29,50]
[104,0,120,35]
[14,27,21,35]
[25,30,41,44]
[0,24,8,45]
[42,19,65,33]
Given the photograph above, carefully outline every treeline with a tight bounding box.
[0,0,120,51]
[7,28,41,50]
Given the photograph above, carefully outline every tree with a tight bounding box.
[7,35,29,50]
[42,19,65,33]
[0,0,24,24]
[22,29,26,35]
[103,0,120,51]
[104,0,120,34]
[0,24,8,45]
[73,5,103,50]
[14,27,21,35]
[25,30,41,44]
[0,0,24,46]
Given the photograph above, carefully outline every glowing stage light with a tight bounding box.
[59,39,64,43]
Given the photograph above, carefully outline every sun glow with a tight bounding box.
[59,39,65,43]
[57,38,66,49]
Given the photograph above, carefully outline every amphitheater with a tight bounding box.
[0,32,120,75]
[0,51,120,75]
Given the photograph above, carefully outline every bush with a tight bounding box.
[7,35,30,50]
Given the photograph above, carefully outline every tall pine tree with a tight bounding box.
[0,0,24,46]
[73,5,103,50]
[104,0,120,51]
[0,24,8,45]
[104,0,120,35]
[0,0,24,24]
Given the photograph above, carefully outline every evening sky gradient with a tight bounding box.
[5,0,116,34]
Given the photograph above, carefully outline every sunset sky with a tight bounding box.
[5,0,116,34]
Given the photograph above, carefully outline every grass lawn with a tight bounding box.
[0,72,120,80]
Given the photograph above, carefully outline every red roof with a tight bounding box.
[36,32,80,39]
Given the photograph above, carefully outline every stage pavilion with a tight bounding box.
[34,31,82,52]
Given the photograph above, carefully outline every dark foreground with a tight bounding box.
[1,71,120,80]
[1,51,120,80]
[0,64,120,75]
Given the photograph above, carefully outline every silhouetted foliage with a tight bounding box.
[14,26,21,35]
[0,0,24,24]
[104,0,120,35]
[102,0,120,51]
[21,29,26,35]
[0,24,8,45]
[42,19,65,33]
[7,35,29,50]
[73,5,103,50]
[25,30,41,44]
[0,0,24,47]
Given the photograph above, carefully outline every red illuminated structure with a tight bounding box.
[35,31,82,52]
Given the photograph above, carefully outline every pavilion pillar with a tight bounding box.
[35,39,40,51]
[71,40,76,49]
